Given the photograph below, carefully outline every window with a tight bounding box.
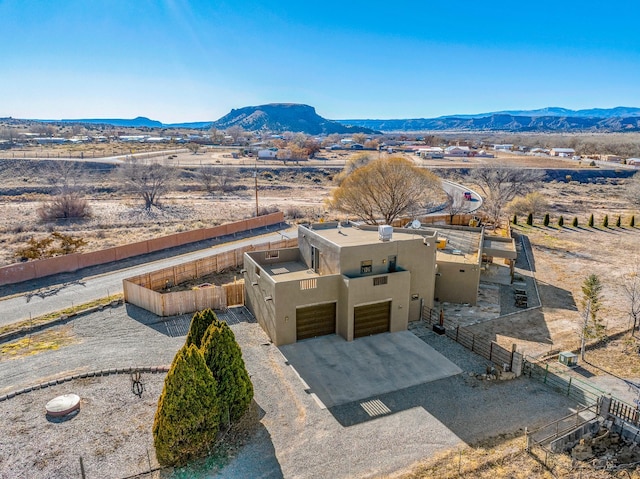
[255,266,261,277]
[373,276,388,286]
[361,260,373,274]
[265,250,279,259]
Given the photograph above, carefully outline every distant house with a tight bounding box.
[444,146,471,157]
[529,148,549,155]
[417,147,444,159]
[549,148,576,157]
[493,144,513,151]
[258,149,278,160]
[340,138,354,145]
[35,137,68,145]
[350,143,364,150]
[626,158,640,168]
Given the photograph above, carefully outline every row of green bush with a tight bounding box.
[514,213,636,228]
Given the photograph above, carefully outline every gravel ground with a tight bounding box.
[0,304,583,479]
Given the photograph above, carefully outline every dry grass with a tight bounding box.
[0,293,123,336]
[0,326,77,359]
[389,433,636,479]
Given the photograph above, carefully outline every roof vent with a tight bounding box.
[378,225,393,241]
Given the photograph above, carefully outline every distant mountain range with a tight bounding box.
[335,113,640,132]
[26,105,640,133]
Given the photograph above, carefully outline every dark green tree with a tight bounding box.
[603,214,609,228]
[588,213,595,227]
[558,215,564,227]
[631,215,636,227]
[512,214,517,225]
[185,309,218,349]
[543,213,550,227]
[201,318,254,423]
[616,215,622,228]
[153,345,220,466]
[526,212,533,226]
[572,217,578,227]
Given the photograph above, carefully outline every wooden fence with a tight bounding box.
[422,305,515,369]
[123,237,298,316]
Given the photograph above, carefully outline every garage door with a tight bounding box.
[354,301,391,338]
[296,302,336,341]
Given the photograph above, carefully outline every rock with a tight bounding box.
[572,443,594,461]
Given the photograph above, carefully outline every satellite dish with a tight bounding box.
[411,219,421,229]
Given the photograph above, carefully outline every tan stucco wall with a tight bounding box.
[343,271,411,340]
[243,253,278,343]
[272,275,342,346]
[434,261,480,305]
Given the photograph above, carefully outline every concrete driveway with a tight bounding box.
[279,330,462,408]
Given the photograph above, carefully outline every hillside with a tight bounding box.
[211,103,378,134]
[336,114,640,132]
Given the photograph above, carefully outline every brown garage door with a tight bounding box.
[354,301,391,338]
[296,302,336,341]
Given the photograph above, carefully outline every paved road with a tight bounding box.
[0,226,296,328]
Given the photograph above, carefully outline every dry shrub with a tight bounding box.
[37,193,92,221]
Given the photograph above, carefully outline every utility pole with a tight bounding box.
[254,163,259,217]
[581,299,591,360]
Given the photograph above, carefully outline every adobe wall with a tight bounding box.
[0,212,284,287]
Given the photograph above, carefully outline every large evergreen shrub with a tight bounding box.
[185,309,218,348]
[603,214,609,228]
[543,213,550,227]
[631,215,636,227]
[201,318,254,423]
[153,345,220,466]
[588,214,594,227]
[572,217,578,227]
[558,215,564,227]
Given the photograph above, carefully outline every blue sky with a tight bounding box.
[1,0,639,123]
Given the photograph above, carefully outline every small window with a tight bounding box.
[265,250,279,259]
[373,276,388,286]
[361,260,373,274]
[255,266,261,276]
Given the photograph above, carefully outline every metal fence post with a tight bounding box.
[544,364,549,383]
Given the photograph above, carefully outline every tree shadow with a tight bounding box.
[179,401,284,478]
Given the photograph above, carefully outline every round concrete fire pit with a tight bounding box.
[45,394,80,417]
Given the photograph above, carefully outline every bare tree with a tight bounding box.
[186,143,200,154]
[622,264,640,336]
[38,161,92,221]
[444,190,467,224]
[626,174,640,208]
[506,191,549,216]
[198,166,237,193]
[329,157,443,224]
[119,159,175,210]
[225,126,245,145]
[209,127,225,144]
[469,165,545,226]
[46,160,84,194]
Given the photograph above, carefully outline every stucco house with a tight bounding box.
[243,221,517,346]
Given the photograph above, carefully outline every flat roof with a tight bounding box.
[261,260,322,283]
[306,224,435,248]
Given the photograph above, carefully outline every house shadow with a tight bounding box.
[466,308,553,345]
[125,303,193,337]
[536,281,577,311]
[327,373,576,442]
